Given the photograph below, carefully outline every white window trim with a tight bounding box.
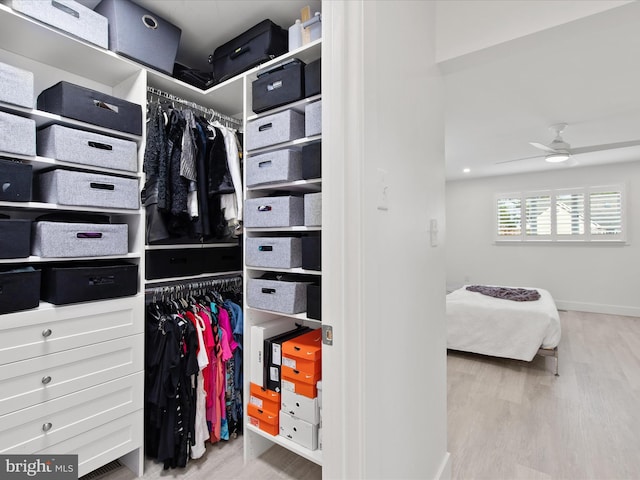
[495,184,627,244]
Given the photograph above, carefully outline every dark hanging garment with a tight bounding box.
[207,126,234,196]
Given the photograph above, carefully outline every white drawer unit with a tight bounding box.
[0,334,143,416]
[0,296,143,364]
[0,371,143,454]
[37,410,143,478]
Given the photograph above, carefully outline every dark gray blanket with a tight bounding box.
[466,285,541,302]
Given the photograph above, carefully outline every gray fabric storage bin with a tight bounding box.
[247,149,302,187]
[0,61,34,108]
[37,125,137,172]
[37,169,140,210]
[32,221,128,257]
[245,196,304,228]
[94,0,182,75]
[246,109,305,151]
[247,277,310,314]
[246,237,302,269]
[0,111,35,156]
[6,0,108,48]
[304,192,322,226]
[305,100,322,137]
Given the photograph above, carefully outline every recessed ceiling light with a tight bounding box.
[463,168,471,173]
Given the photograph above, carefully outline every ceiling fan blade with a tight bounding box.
[529,142,559,153]
[496,154,544,164]
[571,139,640,155]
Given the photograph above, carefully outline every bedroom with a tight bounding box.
[441,2,640,478]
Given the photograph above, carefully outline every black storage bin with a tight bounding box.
[94,0,182,76]
[202,246,242,274]
[40,262,138,305]
[145,248,203,280]
[252,59,305,114]
[305,58,321,97]
[0,159,32,202]
[301,142,321,180]
[0,218,31,258]
[37,81,143,135]
[302,236,321,271]
[264,326,312,392]
[307,284,321,320]
[0,267,40,314]
[209,19,288,84]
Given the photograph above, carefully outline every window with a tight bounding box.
[496,185,626,243]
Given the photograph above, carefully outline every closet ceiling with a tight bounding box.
[442,2,640,180]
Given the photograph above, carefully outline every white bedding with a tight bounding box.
[446,286,561,361]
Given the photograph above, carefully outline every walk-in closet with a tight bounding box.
[0,2,448,479]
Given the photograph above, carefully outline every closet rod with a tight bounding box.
[146,86,243,130]
[144,273,242,296]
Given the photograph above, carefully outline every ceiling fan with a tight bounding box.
[497,123,640,164]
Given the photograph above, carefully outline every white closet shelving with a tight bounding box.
[0,4,145,477]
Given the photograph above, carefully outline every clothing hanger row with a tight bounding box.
[145,275,243,304]
[146,86,243,131]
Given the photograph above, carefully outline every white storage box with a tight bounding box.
[281,389,320,425]
[246,149,302,187]
[245,196,304,228]
[0,111,35,156]
[0,61,34,108]
[305,100,321,137]
[32,221,128,257]
[246,237,302,269]
[247,277,310,314]
[279,410,318,451]
[6,0,108,48]
[304,192,322,226]
[246,109,305,151]
[37,125,138,172]
[37,169,140,210]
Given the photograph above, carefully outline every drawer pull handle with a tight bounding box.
[77,232,103,239]
[258,160,272,168]
[88,141,113,151]
[258,122,273,132]
[51,0,79,18]
[257,205,272,212]
[42,329,52,338]
[258,245,273,252]
[261,288,276,294]
[42,422,53,432]
[42,376,52,385]
[93,99,119,114]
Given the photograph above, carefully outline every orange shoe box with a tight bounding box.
[249,382,280,413]
[248,402,279,436]
[281,372,318,399]
[282,328,322,375]
[281,364,321,385]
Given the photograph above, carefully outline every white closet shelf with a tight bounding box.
[144,270,243,285]
[0,200,141,215]
[0,4,141,87]
[0,253,141,264]
[246,423,323,465]
[145,242,239,250]
[246,135,322,156]
[0,151,141,178]
[245,306,319,323]
[247,94,322,121]
[0,101,143,144]
[248,178,321,194]
[246,266,321,276]
[244,226,321,233]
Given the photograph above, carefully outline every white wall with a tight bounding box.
[323,1,449,478]
[446,161,640,316]
[436,0,632,62]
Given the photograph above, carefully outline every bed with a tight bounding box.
[446,285,562,374]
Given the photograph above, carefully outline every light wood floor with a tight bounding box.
[448,310,640,480]
[89,310,640,480]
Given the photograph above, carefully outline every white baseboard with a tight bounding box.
[555,301,640,317]
[435,452,451,480]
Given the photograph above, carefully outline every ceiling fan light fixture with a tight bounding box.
[545,152,570,163]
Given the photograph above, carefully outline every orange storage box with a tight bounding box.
[282,328,322,375]
[281,374,318,399]
[281,365,321,385]
[249,382,281,413]
[248,402,279,436]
